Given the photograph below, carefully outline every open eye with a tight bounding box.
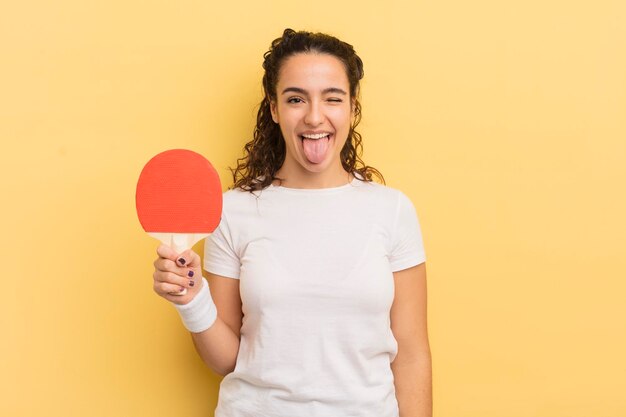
[287,97,304,104]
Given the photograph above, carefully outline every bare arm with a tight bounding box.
[153,245,243,376]
[190,273,243,376]
[391,263,432,417]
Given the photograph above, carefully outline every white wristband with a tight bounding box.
[173,278,217,333]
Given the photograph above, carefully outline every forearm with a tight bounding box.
[392,350,433,417]
[191,316,240,376]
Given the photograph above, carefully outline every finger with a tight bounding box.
[154,281,186,297]
[153,271,192,289]
[153,257,184,274]
[177,249,201,268]
[156,244,179,262]
[161,291,192,305]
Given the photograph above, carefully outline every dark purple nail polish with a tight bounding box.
[187,270,194,278]
[189,280,195,287]
[178,258,186,265]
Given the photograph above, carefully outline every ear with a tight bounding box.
[270,99,278,124]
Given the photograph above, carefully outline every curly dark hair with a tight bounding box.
[230,28,384,191]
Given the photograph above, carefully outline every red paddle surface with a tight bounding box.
[136,149,222,233]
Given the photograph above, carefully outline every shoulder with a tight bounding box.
[353,179,411,207]
[222,185,270,203]
[354,181,422,231]
[223,187,254,202]
[220,185,275,220]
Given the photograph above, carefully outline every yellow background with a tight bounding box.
[1,0,625,416]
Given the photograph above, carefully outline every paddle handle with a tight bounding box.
[149,232,209,296]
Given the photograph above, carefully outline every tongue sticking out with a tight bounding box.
[302,136,331,164]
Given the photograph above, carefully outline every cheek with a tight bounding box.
[338,135,349,150]
[277,107,301,127]
[330,107,352,127]
[278,124,298,149]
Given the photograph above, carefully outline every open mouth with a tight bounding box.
[300,132,331,140]
[299,132,333,164]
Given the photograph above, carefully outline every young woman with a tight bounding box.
[152,29,432,417]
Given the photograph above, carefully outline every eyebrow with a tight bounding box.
[281,87,348,96]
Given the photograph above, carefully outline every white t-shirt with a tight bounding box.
[204,177,426,417]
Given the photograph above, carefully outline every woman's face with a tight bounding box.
[270,53,353,185]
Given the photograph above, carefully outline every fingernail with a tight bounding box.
[189,280,195,287]
[178,258,186,265]
[187,270,194,278]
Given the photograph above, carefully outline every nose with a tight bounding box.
[304,101,324,126]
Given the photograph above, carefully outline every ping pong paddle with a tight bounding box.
[136,149,222,295]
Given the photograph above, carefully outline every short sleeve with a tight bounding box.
[203,212,241,279]
[389,192,427,272]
